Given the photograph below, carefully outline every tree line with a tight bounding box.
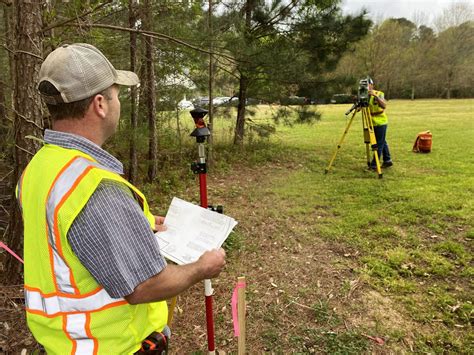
[0,0,472,282]
[330,7,474,100]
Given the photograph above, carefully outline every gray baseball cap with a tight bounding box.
[38,43,139,105]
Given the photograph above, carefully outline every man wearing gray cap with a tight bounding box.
[17,43,226,354]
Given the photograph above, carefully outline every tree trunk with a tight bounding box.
[128,0,138,184]
[234,74,248,145]
[0,80,6,132]
[4,0,43,285]
[143,0,157,182]
[207,0,214,164]
[411,83,415,100]
[446,72,452,99]
[233,0,253,146]
[175,107,182,157]
[2,1,13,133]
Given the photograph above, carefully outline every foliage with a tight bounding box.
[208,0,371,144]
[332,3,474,99]
[295,2,372,100]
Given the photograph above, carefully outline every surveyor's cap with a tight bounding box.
[38,43,139,105]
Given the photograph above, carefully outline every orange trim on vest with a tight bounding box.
[46,223,58,292]
[62,314,77,355]
[85,312,99,355]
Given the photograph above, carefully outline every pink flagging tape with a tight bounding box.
[0,241,24,264]
[231,281,246,337]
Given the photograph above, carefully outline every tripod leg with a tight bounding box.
[373,151,383,178]
[363,108,383,178]
[325,110,358,174]
[361,112,371,167]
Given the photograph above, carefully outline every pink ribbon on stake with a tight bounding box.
[231,281,246,336]
[0,241,24,264]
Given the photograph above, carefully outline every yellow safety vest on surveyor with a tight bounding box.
[17,143,167,355]
[369,90,388,126]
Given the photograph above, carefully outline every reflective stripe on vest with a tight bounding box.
[45,156,105,294]
[25,286,127,316]
[66,313,96,354]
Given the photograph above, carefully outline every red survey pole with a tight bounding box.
[190,108,215,354]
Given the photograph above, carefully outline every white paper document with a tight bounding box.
[155,197,238,265]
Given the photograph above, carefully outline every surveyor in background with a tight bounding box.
[368,78,393,168]
[17,43,226,354]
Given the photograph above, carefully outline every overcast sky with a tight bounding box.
[340,0,456,26]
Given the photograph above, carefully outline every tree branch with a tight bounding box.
[64,22,239,63]
[15,144,35,157]
[14,49,42,60]
[2,44,42,60]
[215,62,239,79]
[251,0,300,34]
[14,109,43,131]
[2,44,14,55]
[41,0,114,33]
[0,170,13,183]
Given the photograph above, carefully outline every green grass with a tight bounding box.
[259,99,474,352]
[116,99,473,353]
[202,99,472,352]
[296,329,370,354]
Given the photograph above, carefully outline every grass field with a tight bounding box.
[159,99,473,353]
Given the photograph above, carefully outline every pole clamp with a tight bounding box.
[191,162,207,174]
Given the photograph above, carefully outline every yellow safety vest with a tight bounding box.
[369,90,388,126]
[17,143,167,355]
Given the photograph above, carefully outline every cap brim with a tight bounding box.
[115,70,139,86]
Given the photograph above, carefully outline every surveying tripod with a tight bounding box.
[325,102,383,178]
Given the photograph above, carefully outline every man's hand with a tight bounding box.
[196,248,226,279]
[125,248,227,304]
[154,215,167,232]
[369,90,386,107]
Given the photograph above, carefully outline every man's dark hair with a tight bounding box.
[38,81,112,121]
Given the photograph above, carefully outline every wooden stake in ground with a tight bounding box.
[237,276,246,355]
[167,296,178,325]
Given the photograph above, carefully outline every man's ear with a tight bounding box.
[91,94,107,119]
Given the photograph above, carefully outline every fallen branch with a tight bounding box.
[287,299,313,310]
[362,334,385,346]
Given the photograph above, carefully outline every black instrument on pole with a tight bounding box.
[189,108,222,354]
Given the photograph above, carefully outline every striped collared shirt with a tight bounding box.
[44,130,167,299]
